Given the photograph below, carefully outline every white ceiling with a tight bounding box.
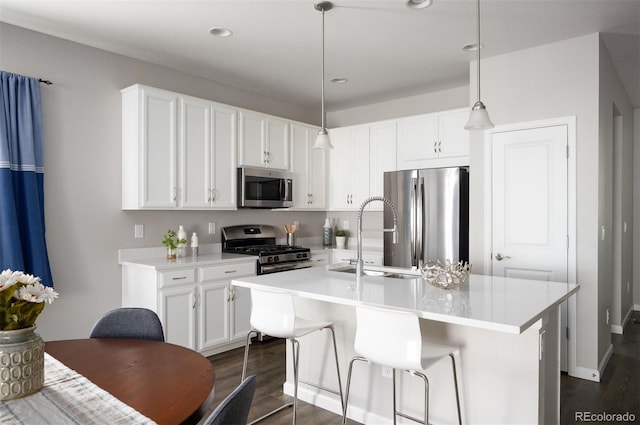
[1,0,639,110]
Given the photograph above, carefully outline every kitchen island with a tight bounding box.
[232,266,579,424]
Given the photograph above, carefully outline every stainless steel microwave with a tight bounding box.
[237,167,293,208]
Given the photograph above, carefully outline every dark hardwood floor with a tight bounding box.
[560,310,640,425]
[201,312,640,424]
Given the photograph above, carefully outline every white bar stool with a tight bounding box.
[342,304,462,425]
[241,287,344,425]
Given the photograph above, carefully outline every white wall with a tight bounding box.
[469,33,635,376]
[327,85,468,128]
[0,23,328,341]
[599,37,635,336]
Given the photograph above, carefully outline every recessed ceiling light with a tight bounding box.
[406,0,433,10]
[209,27,233,38]
[331,78,348,84]
[462,43,484,52]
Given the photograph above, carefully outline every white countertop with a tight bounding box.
[231,266,579,334]
[119,252,256,270]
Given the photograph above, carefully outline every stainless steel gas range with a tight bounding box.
[221,224,312,275]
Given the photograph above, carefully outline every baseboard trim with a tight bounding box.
[283,382,391,425]
[572,366,600,382]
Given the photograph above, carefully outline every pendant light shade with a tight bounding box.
[465,0,494,131]
[313,1,334,149]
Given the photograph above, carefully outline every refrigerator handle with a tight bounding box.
[410,177,417,267]
[416,176,424,267]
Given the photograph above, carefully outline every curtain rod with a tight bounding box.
[38,79,53,85]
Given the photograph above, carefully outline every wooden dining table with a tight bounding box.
[45,339,215,425]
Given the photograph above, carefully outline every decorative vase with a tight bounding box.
[335,236,347,249]
[166,247,176,260]
[0,326,44,400]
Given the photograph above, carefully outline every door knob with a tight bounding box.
[495,253,511,261]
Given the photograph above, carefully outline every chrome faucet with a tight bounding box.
[353,196,398,279]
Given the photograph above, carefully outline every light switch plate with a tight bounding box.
[134,224,144,239]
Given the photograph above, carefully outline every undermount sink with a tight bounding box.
[330,265,419,280]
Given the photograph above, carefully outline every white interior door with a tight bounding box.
[491,124,569,367]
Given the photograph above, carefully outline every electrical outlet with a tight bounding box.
[294,221,299,229]
[343,220,349,230]
[134,224,144,239]
[381,366,393,379]
[208,222,216,234]
[606,308,610,325]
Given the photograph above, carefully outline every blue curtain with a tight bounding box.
[0,71,54,287]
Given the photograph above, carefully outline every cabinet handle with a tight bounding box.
[267,151,271,163]
[225,288,231,302]
[263,151,268,164]
[191,293,196,309]
[173,187,178,201]
[172,276,187,280]
[433,142,438,154]
[438,141,442,153]
[231,288,236,301]
[224,269,237,274]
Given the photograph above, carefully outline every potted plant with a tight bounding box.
[334,229,348,249]
[0,269,59,399]
[162,229,187,260]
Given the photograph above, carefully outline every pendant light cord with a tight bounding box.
[476,0,481,103]
[321,8,326,130]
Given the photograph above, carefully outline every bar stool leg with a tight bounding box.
[241,329,257,381]
[450,354,462,425]
[341,356,369,425]
[392,368,397,425]
[290,338,301,425]
[326,326,345,412]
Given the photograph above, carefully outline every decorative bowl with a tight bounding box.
[418,260,471,289]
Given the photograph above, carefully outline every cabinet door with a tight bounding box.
[180,96,211,209]
[159,285,197,350]
[238,110,266,167]
[141,87,179,208]
[211,104,237,209]
[230,285,252,341]
[265,117,290,170]
[328,128,353,210]
[438,109,470,158]
[351,126,371,208]
[369,121,397,210]
[291,123,326,209]
[397,113,438,170]
[198,282,230,351]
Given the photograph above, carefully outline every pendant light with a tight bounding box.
[313,1,334,149]
[465,0,494,130]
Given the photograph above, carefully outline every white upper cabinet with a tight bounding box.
[122,84,236,210]
[238,110,290,170]
[122,85,179,209]
[328,122,396,211]
[369,120,397,205]
[397,108,469,170]
[291,122,327,210]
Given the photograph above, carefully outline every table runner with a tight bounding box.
[0,353,157,424]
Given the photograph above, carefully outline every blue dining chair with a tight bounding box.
[89,307,165,342]
[203,375,257,425]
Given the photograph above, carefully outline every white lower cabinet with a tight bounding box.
[122,259,256,355]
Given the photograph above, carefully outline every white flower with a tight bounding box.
[16,283,59,304]
[0,269,19,290]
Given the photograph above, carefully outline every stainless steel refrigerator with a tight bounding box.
[383,167,469,268]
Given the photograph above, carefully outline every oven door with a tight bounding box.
[258,260,313,275]
[238,167,293,208]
